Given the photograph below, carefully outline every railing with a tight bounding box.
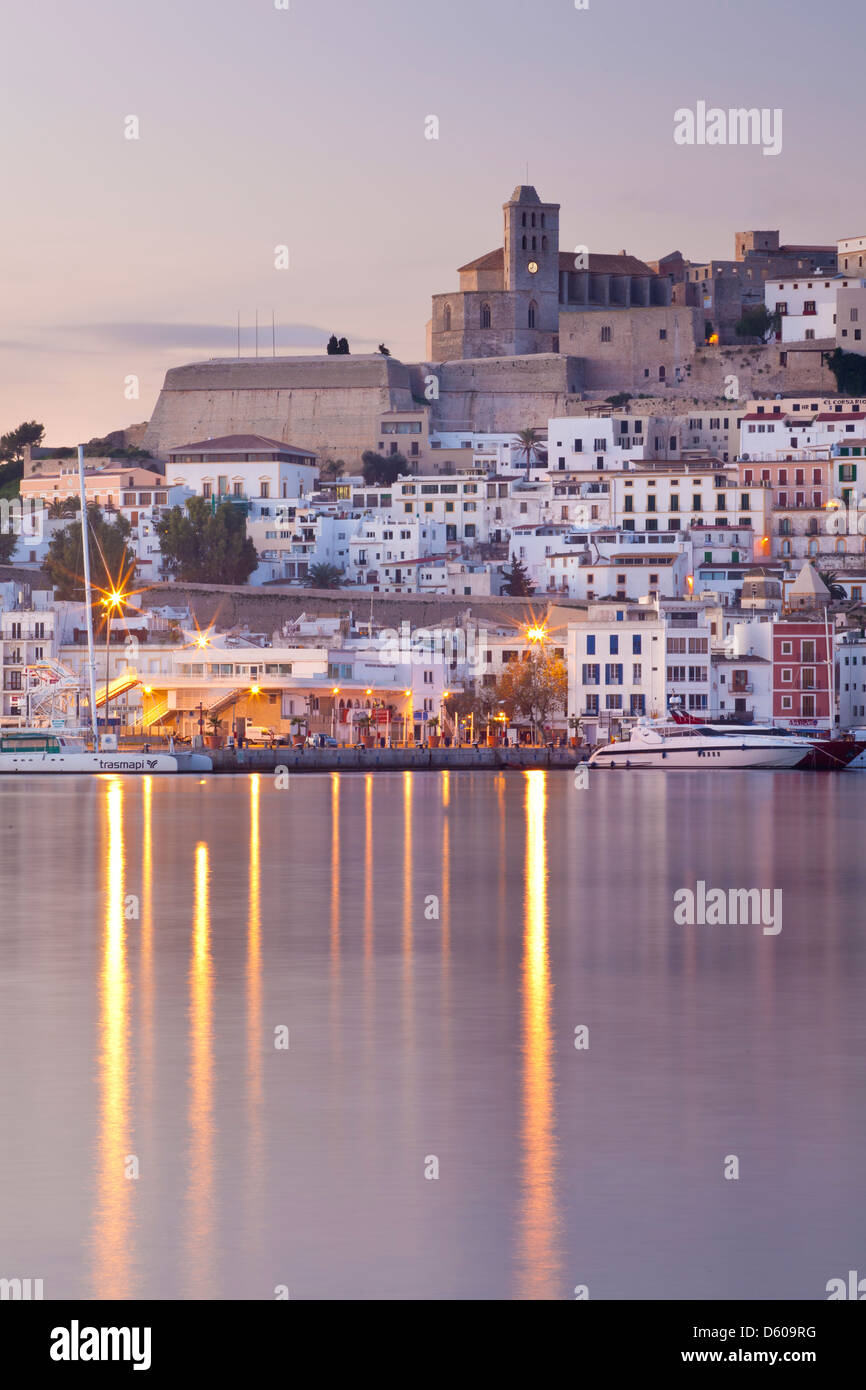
[142,698,170,729]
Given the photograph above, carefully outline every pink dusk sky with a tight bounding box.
[2,0,863,445]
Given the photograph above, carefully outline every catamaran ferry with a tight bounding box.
[0,728,210,774]
[588,721,813,771]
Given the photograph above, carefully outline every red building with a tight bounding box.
[772,620,833,729]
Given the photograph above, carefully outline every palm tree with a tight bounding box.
[305,562,344,589]
[817,570,847,601]
[513,427,546,481]
[318,458,346,482]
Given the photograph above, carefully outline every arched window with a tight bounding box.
[531,236,537,250]
[836,538,846,554]
[542,236,548,251]
[444,304,451,331]
[522,213,526,227]
[528,300,537,329]
[531,213,536,227]
[521,235,527,250]
[480,303,491,329]
[541,213,546,228]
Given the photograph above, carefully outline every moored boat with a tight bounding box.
[588,721,812,770]
[0,728,210,774]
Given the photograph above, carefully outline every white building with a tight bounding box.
[165,434,318,508]
[765,273,866,344]
[837,632,866,728]
[567,603,666,739]
[546,415,648,474]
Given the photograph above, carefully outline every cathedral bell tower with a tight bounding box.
[503,185,560,298]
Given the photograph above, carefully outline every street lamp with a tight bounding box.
[100,588,127,746]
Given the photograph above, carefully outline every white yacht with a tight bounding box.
[588,721,812,770]
[0,728,210,774]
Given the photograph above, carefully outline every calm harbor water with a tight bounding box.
[1,769,864,1301]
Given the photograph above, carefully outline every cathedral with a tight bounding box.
[426,185,672,362]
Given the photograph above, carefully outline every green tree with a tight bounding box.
[318,457,346,481]
[305,562,344,589]
[47,497,79,519]
[156,496,258,584]
[513,426,546,480]
[0,420,45,492]
[827,348,866,396]
[0,530,18,564]
[734,305,778,341]
[361,450,407,485]
[501,556,535,596]
[495,650,568,736]
[42,505,136,600]
[0,420,44,465]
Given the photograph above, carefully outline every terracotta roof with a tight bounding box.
[456,248,659,277]
[816,412,866,421]
[168,433,316,456]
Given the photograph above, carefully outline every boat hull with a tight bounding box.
[0,751,211,774]
[589,745,807,770]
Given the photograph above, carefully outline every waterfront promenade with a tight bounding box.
[209,744,587,773]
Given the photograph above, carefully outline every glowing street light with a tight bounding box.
[525,624,547,644]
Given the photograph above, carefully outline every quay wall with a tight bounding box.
[210,746,587,774]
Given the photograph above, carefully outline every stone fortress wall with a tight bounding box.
[142,337,836,466]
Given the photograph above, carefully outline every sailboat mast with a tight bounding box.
[78,445,99,748]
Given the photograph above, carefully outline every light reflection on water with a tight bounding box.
[1,769,865,1300]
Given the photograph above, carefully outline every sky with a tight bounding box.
[1,0,864,445]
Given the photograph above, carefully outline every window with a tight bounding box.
[667,665,686,681]
[669,494,679,512]
[528,300,537,329]
[605,663,623,685]
[609,635,619,655]
[781,668,792,683]
[480,303,491,329]
[802,640,816,663]
[659,329,667,340]
[582,664,600,685]
[632,664,642,683]
[605,694,622,710]
[632,634,641,655]
[601,326,612,343]
[586,635,596,655]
